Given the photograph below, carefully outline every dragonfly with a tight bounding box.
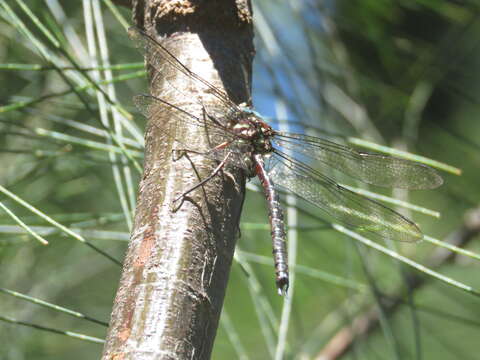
[129,27,443,295]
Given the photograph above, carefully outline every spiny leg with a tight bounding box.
[201,102,226,129]
[171,136,232,161]
[172,151,233,205]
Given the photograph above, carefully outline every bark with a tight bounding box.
[102,1,254,359]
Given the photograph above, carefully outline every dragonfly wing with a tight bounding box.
[265,151,423,243]
[134,94,239,141]
[128,27,239,114]
[134,93,199,123]
[272,132,443,190]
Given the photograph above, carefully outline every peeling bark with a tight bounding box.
[102,1,254,359]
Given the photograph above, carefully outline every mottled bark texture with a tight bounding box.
[102,1,254,359]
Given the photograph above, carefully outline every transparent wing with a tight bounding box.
[266,151,423,242]
[134,94,253,171]
[272,132,443,190]
[134,94,238,142]
[128,26,239,114]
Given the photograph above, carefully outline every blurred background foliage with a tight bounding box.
[0,0,479,359]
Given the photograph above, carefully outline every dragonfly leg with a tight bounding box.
[172,151,233,209]
[172,138,232,163]
[172,148,204,161]
[201,103,225,129]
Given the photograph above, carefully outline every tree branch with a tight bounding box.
[316,206,480,360]
[102,1,254,359]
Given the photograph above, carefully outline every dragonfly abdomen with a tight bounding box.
[254,154,289,295]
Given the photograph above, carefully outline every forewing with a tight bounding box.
[128,27,239,115]
[273,132,443,190]
[266,151,423,242]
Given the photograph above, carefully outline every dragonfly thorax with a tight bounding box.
[232,114,274,155]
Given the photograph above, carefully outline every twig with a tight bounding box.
[316,206,480,360]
